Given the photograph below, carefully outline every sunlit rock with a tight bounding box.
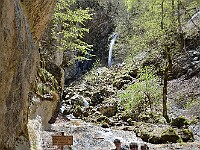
[0,0,56,149]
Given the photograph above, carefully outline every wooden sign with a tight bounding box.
[52,136,73,145]
[52,132,73,146]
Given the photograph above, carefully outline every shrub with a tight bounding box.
[119,66,162,116]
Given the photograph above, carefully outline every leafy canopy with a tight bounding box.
[52,0,92,58]
[125,0,199,61]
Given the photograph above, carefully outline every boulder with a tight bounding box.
[29,92,60,130]
[183,11,200,37]
[133,122,193,144]
[171,116,190,129]
[98,102,117,117]
[113,74,136,89]
[161,128,182,143]
[62,105,72,115]
[70,94,90,107]
[72,106,83,118]
[139,127,181,144]
[91,91,105,105]
[97,115,109,122]
[113,79,131,89]
[138,112,167,124]
[101,122,110,128]
[179,129,194,142]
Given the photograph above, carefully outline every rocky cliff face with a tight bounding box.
[0,0,56,149]
[21,0,56,42]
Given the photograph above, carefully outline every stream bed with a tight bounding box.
[41,118,200,150]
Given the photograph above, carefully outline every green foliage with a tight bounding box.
[124,0,200,120]
[36,68,59,97]
[119,66,162,115]
[126,0,163,56]
[185,94,199,109]
[52,0,92,56]
[125,0,200,62]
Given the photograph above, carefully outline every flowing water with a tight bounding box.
[108,33,118,67]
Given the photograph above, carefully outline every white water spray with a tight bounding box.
[108,33,118,67]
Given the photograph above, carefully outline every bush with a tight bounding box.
[119,66,162,117]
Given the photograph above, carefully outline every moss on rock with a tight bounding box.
[179,129,194,142]
[171,116,190,128]
[138,112,166,124]
[161,128,182,143]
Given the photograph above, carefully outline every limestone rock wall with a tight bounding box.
[184,11,200,37]
[0,0,56,149]
[21,0,57,41]
[29,92,60,131]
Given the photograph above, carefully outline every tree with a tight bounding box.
[126,0,199,122]
[52,0,92,60]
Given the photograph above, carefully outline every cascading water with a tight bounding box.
[108,33,118,67]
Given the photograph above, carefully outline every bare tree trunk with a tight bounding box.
[161,0,165,29]
[163,66,169,123]
[163,47,172,123]
[160,0,171,123]
[177,0,185,51]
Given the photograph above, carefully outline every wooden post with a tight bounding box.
[60,132,64,150]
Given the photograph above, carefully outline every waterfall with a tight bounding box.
[108,33,118,67]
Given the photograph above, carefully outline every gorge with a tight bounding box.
[0,0,200,150]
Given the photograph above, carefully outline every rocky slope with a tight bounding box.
[39,63,200,149]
